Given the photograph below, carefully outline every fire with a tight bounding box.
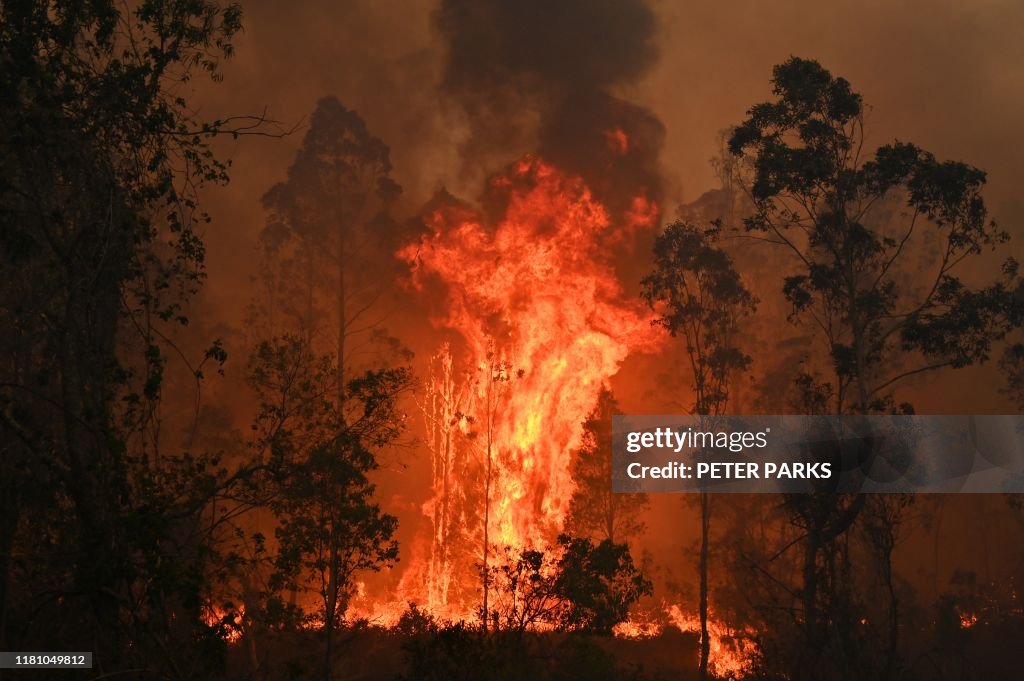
[611,617,662,639]
[345,155,753,680]
[387,156,661,621]
[612,603,757,678]
[665,604,757,678]
[202,604,244,643]
[624,192,659,235]
[958,611,978,629]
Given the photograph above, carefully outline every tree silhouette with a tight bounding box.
[247,336,409,681]
[257,97,404,401]
[729,57,1020,415]
[642,220,755,680]
[0,1,282,673]
[727,56,1023,678]
[566,390,649,545]
[483,535,652,636]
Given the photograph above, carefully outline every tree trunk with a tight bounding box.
[802,531,821,649]
[239,572,263,677]
[481,369,493,633]
[884,548,899,680]
[324,531,339,681]
[337,232,346,407]
[698,491,711,681]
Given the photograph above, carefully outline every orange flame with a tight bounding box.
[613,603,757,678]
[623,192,659,235]
[958,611,978,629]
[665,604,757,678]
[202,604,244,643]
[389,156,661,621]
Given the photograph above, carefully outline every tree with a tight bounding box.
[478,349,518,633]
[419,345,476,615]
[483,535,652,636]
[552,535,654,635]
[642,222,756,417]
[246,336,408,681]
[256,97,403,400]
[726,57,1022,677]
[642,220,755,681]
[0,0,281,673]
[728,57,1020,415]
[566,389,649,544]
[857,493,914,679]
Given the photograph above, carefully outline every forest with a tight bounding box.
[1,1,1023,680]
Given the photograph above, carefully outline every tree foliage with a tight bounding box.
[642,220,756,415]
[254,96,405,376]
[239,337,408,642]
[566,390,648,544]
[728,56,1021,415]
[720,57,1023,680]
[0,1,278,674]
[642,220,755,679]
[483,535,652,635]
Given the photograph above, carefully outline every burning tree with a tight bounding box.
[396,157,662,625]
[420,342,523,630]
[418,346,474,615]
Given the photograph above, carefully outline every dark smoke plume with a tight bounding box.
[436,0,666,222]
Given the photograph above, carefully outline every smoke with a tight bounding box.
[179,0,1024,600]
[436,0,666,221]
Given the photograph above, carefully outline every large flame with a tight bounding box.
[327,157,757,677]
[385,156,660,620]
[224,154,756,675]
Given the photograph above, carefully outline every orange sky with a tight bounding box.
[176,0,1024,611]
